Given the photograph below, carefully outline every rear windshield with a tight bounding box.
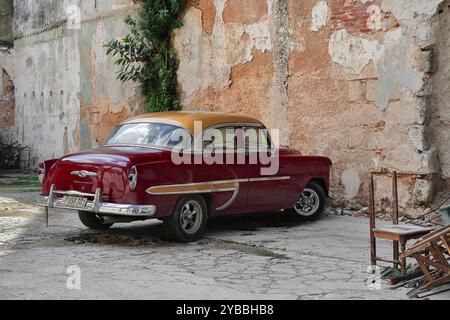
[105,122,190,149]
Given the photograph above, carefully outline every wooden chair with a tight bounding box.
[369,171,434,274]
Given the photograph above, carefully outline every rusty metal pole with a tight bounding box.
[392,171,400,270]
[45,206,49,228]
[369,173,377,267]
[392,171,399,224]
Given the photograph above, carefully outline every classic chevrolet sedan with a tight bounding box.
[37,112,332,242]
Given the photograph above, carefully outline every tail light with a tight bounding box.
[38,161,46,184]
[128,166,138,190]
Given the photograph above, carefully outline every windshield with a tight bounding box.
[105,122,191,149]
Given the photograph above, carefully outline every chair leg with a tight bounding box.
[392,171,400,271]
[371,237,377,268]
[369,173,377,267]
[400,240,407,275]
[393,240,399,270]
[415,253,434,284]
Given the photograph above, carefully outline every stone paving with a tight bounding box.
[0,192,447,300]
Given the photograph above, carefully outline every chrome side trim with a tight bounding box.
[146,176,291,196]
[248,176,291,182]
[215,176,290,211]
[216,187,240,211]
[146,180,240,195]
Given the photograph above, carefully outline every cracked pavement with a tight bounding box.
[0,192,435,300]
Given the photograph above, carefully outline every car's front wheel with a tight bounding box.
[78,211,113,230]
[163,196,208,243]
[285,182,327,221]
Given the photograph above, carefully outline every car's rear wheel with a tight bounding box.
[163,195,208,243]
[285,181,327,221]
[78,211,113,230]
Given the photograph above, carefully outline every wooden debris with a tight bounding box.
[401,225,450,290]
[417,283,450,298]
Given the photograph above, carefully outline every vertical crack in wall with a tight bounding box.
[269,0,290,147]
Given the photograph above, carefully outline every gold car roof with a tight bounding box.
[122,111,263,134]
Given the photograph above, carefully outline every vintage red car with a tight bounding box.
[37,112,332,242]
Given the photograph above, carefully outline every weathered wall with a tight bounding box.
[0,68,15,129]
[0,0,143,167]
[174,0,450,209]
[1,0,449,210]
[78,0,145,150]
[0,0,13,47]
[8,0,82,164]
[12,26,81,164]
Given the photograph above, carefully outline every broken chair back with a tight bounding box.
[400,225,450,290]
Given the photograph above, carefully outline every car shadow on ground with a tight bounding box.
[208,211,306,231]
[62,211,307,247]
[0,191,310,247]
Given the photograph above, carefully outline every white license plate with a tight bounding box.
[62,196,88,208]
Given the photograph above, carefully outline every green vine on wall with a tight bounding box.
[105,0,185,113]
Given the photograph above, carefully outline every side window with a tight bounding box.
[203,126,238,152]
[203,125,273,153]
[243,126,271,153]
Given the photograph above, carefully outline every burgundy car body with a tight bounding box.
[37,112,332,221]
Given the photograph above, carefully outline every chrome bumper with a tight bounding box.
[36,185,156,217]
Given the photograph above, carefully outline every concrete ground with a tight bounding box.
[0,192,448,300]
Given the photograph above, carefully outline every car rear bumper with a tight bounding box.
[36,185,156,217]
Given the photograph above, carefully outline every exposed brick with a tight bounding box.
[187,0,216,35]
[0,69,15,129]
[348,80,364,102]
[0,101,14,128]
[329,0,379,34]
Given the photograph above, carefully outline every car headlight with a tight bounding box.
[38,162,46,184]
[128,166,138,190]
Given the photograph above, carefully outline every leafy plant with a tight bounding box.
[105,0,185,112]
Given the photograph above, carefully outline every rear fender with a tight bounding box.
[40,158,59,193]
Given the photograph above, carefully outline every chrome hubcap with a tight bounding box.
[294,188,320,216]
[180,200,203,235]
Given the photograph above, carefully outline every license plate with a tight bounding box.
[62,196,88,208]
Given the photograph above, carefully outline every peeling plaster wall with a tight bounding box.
[0,51,16,141]
[78,0,145,150]
[0,68,15,129]
[173,0,274,104]
[0,0,143,167]
[311,1,329,32]
[12,26,81,165]
[1,0,449,209]
[174,0,450,210]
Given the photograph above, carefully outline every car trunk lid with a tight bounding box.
[48,147,164,201]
